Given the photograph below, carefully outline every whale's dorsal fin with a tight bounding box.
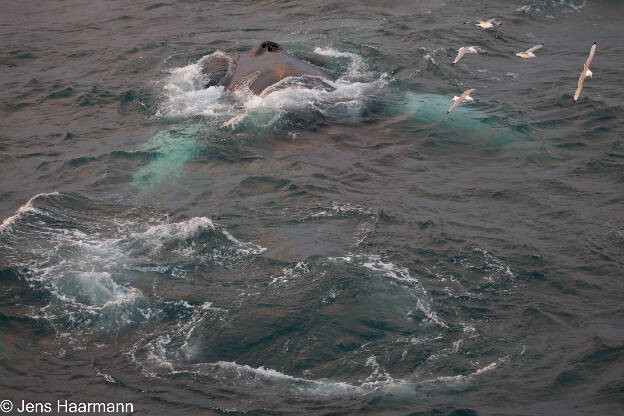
[250,41,281,56]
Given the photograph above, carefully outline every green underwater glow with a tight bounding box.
[395,92,522,146]
[131,125,209,190]
[132,90,524,192]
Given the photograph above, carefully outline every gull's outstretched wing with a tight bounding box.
[460,88,475,99]
[574,72,585,102]
[448,99,460,113]
[584,42,596,70]
[575,43,597,102]
[526,44,544,53]
[453,48,466,64]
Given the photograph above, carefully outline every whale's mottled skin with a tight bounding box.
[200,41,335,95]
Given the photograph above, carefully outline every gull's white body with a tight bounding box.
[515,44,543,59]
[475,18,501,29]
[574,42,597,102]
[448,89,475,113]
[453,46,486,64]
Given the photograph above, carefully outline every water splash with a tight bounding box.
[132,46,388,188]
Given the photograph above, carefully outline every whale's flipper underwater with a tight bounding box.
[200,41,336,96]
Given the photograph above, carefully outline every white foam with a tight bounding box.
[270,261,309,285]
[157,47,386,128]
[430,356,508,384]
[130,217,266,264]
[222,229,267,255]
[364,355,394,383]
[193,361,401,395]
[134,353,506,396]
[157,54,230,118]
[133,216,215,242]
[309,201,374,219]
[160,85,226,118]
[472,247,515,281]
[221,75,380,129]
[313,47,369,80]
[361,255,419,285]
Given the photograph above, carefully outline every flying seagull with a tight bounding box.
[574,42,597,102]
[515,44,543,59]
[452,46,486,64]
[448,89,475,114]
[471,18,502,29]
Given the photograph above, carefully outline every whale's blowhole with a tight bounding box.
[251,41,282,56]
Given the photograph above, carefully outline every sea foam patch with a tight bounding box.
[0,193,265,339]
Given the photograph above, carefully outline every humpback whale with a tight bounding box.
[199,41,335,96]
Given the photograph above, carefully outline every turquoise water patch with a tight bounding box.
[131,125,212,190]
[395,92,522,146]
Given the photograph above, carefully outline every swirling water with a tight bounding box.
[1,1,623,415]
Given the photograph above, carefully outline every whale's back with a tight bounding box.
[201,42,334,95]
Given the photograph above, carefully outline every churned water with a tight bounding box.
[1,1,623,415]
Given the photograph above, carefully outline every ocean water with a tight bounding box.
[1,1,623,415]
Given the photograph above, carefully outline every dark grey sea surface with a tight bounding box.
[1,1,623,415]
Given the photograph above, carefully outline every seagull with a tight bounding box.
[574,42,597,102]
[448,89,475,114]
[515,44,543,59]
[472,18,502,29]
[452,46,486,64]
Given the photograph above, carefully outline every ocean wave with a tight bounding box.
[329,253,446,327]
[0,193,265,339]
[427,356,509,385]
[131,216,215,243]
[0,192,60,234]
